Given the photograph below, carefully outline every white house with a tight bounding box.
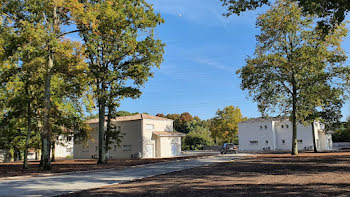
[238,117,333,151]
[74,114,185,159]
[26,135,74,161]
[54,135,74,158]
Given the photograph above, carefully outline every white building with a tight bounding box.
[238,118,333,151]
[74,114,185,159]
[54,135,74,158]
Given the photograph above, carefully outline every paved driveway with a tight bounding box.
[0,154,249,197]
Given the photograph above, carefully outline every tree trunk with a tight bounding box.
[23,85,31,169]
[39,137,43,167]
[105,104,112,153]
[51,140,55,162]
[13,147,18,161]
[18,150,22,160]
[291,77,298,155]
[97,81,107,164]
[312,122,318,153]
[41,50,53,170]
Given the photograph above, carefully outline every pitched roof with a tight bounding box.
[86,114,172,124]
[153,131,186,137]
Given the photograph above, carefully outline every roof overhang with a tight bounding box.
[153,131,186,137]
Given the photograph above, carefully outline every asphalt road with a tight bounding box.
[0,154,248,197]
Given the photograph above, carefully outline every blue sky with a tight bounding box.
[116,0,350,120]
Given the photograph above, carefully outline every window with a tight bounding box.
[123,145,132,151]
[297,139,303,143]
[281,125,284,128]
[265,140,269,144]
[67,136,73,141]
[286,125,289,128]
[145,124,154,130]
[282,140,286,144]
[264,125,267,129]
[250,140,258,144]
[114,145,117,151]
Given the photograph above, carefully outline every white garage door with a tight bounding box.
[144,144,154,158]
[171,143,178,156]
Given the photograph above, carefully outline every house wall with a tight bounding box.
[159,137,182,157]
[238,120,329,151]
[238,120,274,151]
[55,135,73,158]
[142,119,173,158]
[0,149,10,163]
[275,121,314,151]
[74,120,143,159]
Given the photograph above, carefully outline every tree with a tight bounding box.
[210,106,246,145]
[183,126,214,150]
[237,0,349,155]
[0,0,90,169]
[156,113,165,117]
[220,0,350,32]
[75,0,165,164]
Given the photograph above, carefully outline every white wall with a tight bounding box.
[54,135,73,158]
[74,120,143,159]
[159,136,181,157]
[238,120,274,151]
[74,118,175,159]
[275,121,314,151]
[142,119,173,158]
[238,120,327,151]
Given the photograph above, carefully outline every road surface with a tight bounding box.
[0,154,250,197]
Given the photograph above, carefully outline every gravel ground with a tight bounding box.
[63,152,350,197]
[0,153,216,179]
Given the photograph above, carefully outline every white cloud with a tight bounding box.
[193,57,234,72]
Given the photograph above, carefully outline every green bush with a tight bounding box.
[183,126,214,150]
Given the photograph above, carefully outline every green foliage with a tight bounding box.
[74,0,165,163]
[220,0,350,32]
[210,106,246,145]
[237,0,349,155]
[166,112,198,133]
[183,126,214,150]
[115,111,139,117]
[332,119,350,142]
[0,0,93,168]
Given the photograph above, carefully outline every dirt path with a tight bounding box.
[63,152,350,197]
[0,154,245,196]
[0,153,216,179]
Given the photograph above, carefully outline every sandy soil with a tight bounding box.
[0,153,215,179]
[63,152,350,197]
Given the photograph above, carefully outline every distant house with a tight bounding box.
[74,114,185,159]
[238,118,332,151]
[26,135,74,160]
[54,135,74,158]
[0,149,10,163]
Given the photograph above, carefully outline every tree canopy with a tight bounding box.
[210,106,246,145]
[221,0,350,32]
[74,0,165,164]
[238,0,350,155]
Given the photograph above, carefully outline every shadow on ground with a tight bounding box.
[62,154,350,197]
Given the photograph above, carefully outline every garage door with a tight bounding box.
[144,144,154,158]
[171,143,178,156]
